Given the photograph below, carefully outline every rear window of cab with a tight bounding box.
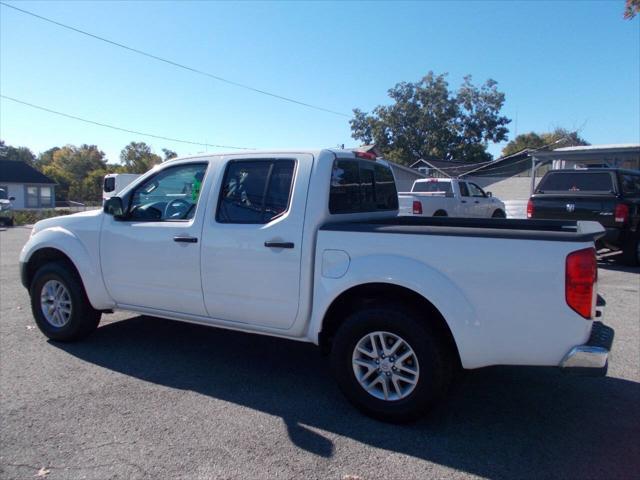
[536,172,615,193]
[329,159,398,214]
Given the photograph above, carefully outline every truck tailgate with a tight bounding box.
[532,194,619,227]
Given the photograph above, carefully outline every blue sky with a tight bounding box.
[1,1,638,164]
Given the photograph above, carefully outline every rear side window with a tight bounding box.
[329,160,398,214]
[621,174,640,196]
[536,172,614,193]
[412,181,452,194]
[216,159,295,223]
[459,182,470,197]
[104,177,115,193]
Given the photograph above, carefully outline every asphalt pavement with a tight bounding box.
[1,226,639,479]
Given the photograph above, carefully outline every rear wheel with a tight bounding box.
[330,303,452,423]
[433,210,448,217]
[30,262,101,341]
[492,209,506,218]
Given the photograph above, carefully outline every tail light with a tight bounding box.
[354,151,376,160]
[413,200,423,215]
[527,199,534,218]
[614,203,629,224]
[566,248,597,319]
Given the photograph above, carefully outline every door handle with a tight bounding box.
[474,200,480,204]
[461,200,467,203]
[173,235,198,243]
[264,241,294,249]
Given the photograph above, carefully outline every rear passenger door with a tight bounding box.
[200,155,313,330]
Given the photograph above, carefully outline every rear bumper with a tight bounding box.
[560,320,614,375]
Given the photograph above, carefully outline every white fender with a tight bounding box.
[20,226,115,310]
[309,253,480,368]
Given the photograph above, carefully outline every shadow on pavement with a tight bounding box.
[598,259,640,274]
[54,316,640,479]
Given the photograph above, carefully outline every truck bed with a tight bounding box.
[321,217,605,243]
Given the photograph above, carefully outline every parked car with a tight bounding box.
[528,168,640,265]
[0,187,15,226]
[398,178,506,218]
[20,149,613,422]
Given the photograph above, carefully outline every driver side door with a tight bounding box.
[100,161,209,316]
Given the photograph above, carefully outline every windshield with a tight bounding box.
[412,181,452,194]
[536,172,614,193]
[0,188,7,200]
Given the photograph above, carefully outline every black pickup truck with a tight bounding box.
[528,168,640,265]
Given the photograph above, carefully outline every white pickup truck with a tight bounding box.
[20,149,614,422]
[399,178,507,218]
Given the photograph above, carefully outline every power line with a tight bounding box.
[0,95,254,150]
[0,2,350,118]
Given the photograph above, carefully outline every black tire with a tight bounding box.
[29,261,101,341]
[433,210,448,217]
[492,209,506,218]
[330,303,452,423]
[621,234,640,267]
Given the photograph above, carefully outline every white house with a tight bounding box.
[0,160,56,209]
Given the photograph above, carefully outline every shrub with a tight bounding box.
[11,209,73,226]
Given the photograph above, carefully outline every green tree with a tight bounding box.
[350,72,510,164]
[625,0,639,19]
[501,128,589,156]
[162,148,178,161]
[40,144,108,201]
[0,140,36,165]
[35,147,61,169]
[120,142,162,173]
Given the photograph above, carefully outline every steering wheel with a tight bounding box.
[164,198,192,219]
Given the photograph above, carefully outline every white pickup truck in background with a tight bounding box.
[399,178,507,218]
[102,173,141,204]
[20,149,613,422]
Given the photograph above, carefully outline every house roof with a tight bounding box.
[552,144,639,152]
[0,160,56,184]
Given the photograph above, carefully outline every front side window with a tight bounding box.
[329,159,398,214]
[129,163,207,221]
[216,159,295,224]
[468,183,486,197]
[26,186,38,208]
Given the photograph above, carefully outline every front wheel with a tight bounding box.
[30,262,101,341]
[330,304,452,423]
[492,209,506,218]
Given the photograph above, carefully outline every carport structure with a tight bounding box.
[529,144,640,194]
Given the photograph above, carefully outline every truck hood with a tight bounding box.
[31,209,104,236]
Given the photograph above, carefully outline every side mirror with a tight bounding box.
[486,191,492,198]
[104,196,125,218]
[9,196,15,202]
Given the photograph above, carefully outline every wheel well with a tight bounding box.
[319,283,461,366]
[433,210,448,217]
[25,248,81,290]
